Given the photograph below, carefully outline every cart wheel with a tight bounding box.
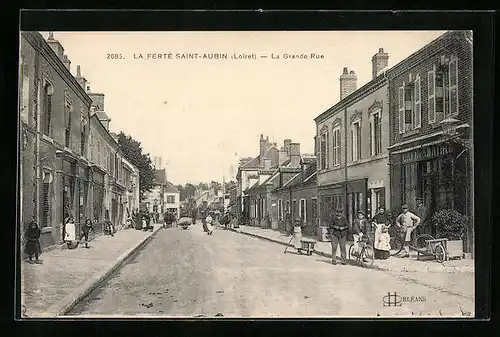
[361,245,375,268]
[389,236,404,256]
[434,244,447,263]
[348,244,355,260]
[414,234,434,249]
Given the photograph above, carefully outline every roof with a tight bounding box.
[301,155,317,165]
[240,156,261,169]
[154,169,167,185]
[165,181,180,193]
[282,173,301,189]
[95,110,111,121]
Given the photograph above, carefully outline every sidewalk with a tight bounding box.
[21,224,162,318]
[233,225,474,274]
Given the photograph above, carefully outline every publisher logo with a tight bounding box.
[382,292,427,307]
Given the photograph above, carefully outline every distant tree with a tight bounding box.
[117,132,155,201]
[198,182,209,191]
[183,183,197,200]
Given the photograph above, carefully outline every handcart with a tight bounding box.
[417,238,448,263]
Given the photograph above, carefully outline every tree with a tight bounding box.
[117,132,155,201]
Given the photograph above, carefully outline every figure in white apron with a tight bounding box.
[370,206,392,259]
[206,215,214,235]
[63,217,77,249]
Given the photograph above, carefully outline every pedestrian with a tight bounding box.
[24,221,42,263]
[285,210,292,236]
[414,197,430,236]
[328,208,349,265]
[79,219,93,248]
[395,204,421,258]
[63,217,78,249]
[351,211,369,257]
[191,208,197,225]
[370,206,392,259]
[206,214,214,235]
[155,212,160,224]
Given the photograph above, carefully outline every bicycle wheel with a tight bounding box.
[414,234,434,249]
[348,244,355,260]
[434,244,447,263]
[361,245,374,268]
[389,236,404,256]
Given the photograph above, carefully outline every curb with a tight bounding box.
[44,226,163,317]
[233,229,473,274]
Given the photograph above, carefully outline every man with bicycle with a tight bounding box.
[395,204,421,258]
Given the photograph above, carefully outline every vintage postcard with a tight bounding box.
[18,29,475,319]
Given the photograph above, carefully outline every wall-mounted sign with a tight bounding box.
[401,143,453,164]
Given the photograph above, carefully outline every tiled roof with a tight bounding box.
[241,156,261,169]
[165,181,180,193]
[282,173,301,188]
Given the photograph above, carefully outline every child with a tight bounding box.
[352,211,369,256]
[64,217,77,249]
[79,219,93,248]
[206,214,214,235]
[24,221,42,263]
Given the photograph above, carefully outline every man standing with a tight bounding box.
[328,208,349,265]
[395,204,421,258]
[414,197,429,236]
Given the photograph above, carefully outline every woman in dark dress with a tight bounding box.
[79,219,94,248]
[24,221,42,263]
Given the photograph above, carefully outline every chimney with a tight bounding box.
[62,54,71,71]
[372,48,389,79]
[277,150,288,166]
[289,143,301,167]
[259,134,266,166]
[283,139,292,155]
[46,32,65,60]
[75,65,88,90]
[340,67,357,100]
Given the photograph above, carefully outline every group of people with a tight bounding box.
[328,199,426,266]
[198,210,237,235]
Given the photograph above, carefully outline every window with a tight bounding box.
[64,101,72,148]
[404,86,414,132]
[292,199,298,219]
[285,200,290,216]
[427,69,436,123]
[449,57,459,116]
[333,127,341,166]
[370,109,382,156]
[278,199,283,221]
[167,195,175,203]
[41,82,53,136]
[300,198,307,223]
[80,115,87,156]
[351,120,361,162]
[435,61,450,120]
[414,75,422,128]
[320,132,328,169]
[311,198,318,225]
[398,86,405,134]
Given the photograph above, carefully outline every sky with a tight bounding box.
[40,30,446,185]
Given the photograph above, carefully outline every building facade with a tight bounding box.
[19,32,93,249]
[164,181,181,219]
[121,157,140,221]
[315,56,391,228]
[387,30,473,253]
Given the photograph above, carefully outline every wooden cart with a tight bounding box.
[298,238,317,256]
[417,238,448,262]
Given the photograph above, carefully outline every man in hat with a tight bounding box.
[328,208,349,265]
[395,204,421,257]
[414,197,429,236]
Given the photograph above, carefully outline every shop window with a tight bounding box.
[300,198,307,223]
[332,127,341,166]
[351,120,361,162]
[370,109,382,156]
[347,192,363,225]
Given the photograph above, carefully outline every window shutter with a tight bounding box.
[337,129,341,165]
[369,120,373,156]
[427,70,436,123]
[449,58,459,115]
[414,76,422,128]
[326,132,329,169]
[398,86,405,134]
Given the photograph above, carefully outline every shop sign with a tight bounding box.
[401,143,453,164]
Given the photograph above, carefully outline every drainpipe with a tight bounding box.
[344,107,348,215]
[34,45,41,226]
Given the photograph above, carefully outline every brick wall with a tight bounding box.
[390,31,472,146]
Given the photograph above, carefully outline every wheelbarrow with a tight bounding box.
[417,238,448,262]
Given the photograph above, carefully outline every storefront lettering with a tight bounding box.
[401,144,452,164]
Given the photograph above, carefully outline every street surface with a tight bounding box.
[69,222,474,318]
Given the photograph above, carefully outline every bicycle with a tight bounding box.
[348,235,374,268]
[388,225,434,256]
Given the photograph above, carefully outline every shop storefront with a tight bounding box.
[390,141,468,231]
[318,184,344,226]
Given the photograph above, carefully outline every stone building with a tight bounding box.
[387,30,473,254]
[19,32,93,249]
[314,48,392,229]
